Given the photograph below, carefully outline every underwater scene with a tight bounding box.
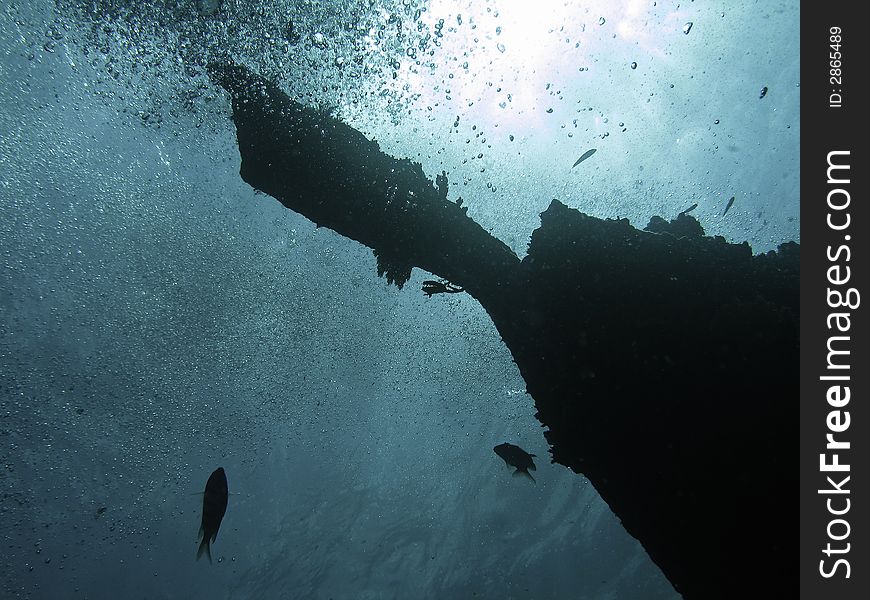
[1,1,799,599]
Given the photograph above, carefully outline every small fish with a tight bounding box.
[197,467,228,563]
[494,443,537,483]
[722,196,736,216]
[572,148,597,168]
[680,203,698,215]
[759,86,768,99]
[422,280,464,297]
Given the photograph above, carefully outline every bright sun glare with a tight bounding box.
[381,0,666,137]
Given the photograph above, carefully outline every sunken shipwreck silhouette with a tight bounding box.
[208,62,798,599]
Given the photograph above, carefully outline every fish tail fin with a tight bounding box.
[196,536,212,563]
[512,469,536,483]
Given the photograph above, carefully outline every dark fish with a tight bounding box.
[759,86,768,99]
[422,280,464,297]
[680,203,698,215]
[197,467,228,563]
[494,443,537,483]
[722,196,736,216]
[572,148,597,168]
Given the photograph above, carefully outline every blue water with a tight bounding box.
[0,1,798,598]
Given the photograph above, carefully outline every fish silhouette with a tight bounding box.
[494,443,537,483]
[572,148,597,168]
[197,467,228,563]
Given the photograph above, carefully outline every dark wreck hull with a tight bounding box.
[208,62,798,599]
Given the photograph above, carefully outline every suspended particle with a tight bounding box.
[683,22,693,35]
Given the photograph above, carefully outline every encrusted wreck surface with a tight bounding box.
[210,62,798,599]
